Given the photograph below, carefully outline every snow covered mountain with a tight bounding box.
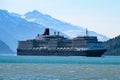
[24,10,109,41]
[0,9,66,52]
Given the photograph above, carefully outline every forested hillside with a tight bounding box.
[103,35,120,55]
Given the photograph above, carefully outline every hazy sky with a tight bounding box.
[0,0,120,38]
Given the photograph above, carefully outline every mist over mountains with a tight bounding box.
[0,9,109,53]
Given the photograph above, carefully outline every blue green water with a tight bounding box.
[0,55,120,80]
[0,55,120,64]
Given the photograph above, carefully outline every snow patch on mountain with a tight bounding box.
[21,15,26,19]
[26,18,36,22]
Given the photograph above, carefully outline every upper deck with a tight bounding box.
[18,28,104,50]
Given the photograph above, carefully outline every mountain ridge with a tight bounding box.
[24,10,109,41]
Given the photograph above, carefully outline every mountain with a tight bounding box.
[0,9,67,52]
[0,27,17,52]
[0,9,44,51]
[11,12,21,18]
[24,10,109,41]
[0,9,109,52]
[103,35,120,55]
[0,40,14,53]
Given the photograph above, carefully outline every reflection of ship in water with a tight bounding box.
[17,28,106,57]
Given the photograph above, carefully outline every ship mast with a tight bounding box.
[86,28,89,36]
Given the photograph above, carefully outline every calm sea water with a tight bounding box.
[0,54,120,80]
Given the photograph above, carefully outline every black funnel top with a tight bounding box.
[43,28,49,35]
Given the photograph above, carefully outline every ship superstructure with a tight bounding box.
[17,28,106,57]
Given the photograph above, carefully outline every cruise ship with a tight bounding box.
[17,28,106,57]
